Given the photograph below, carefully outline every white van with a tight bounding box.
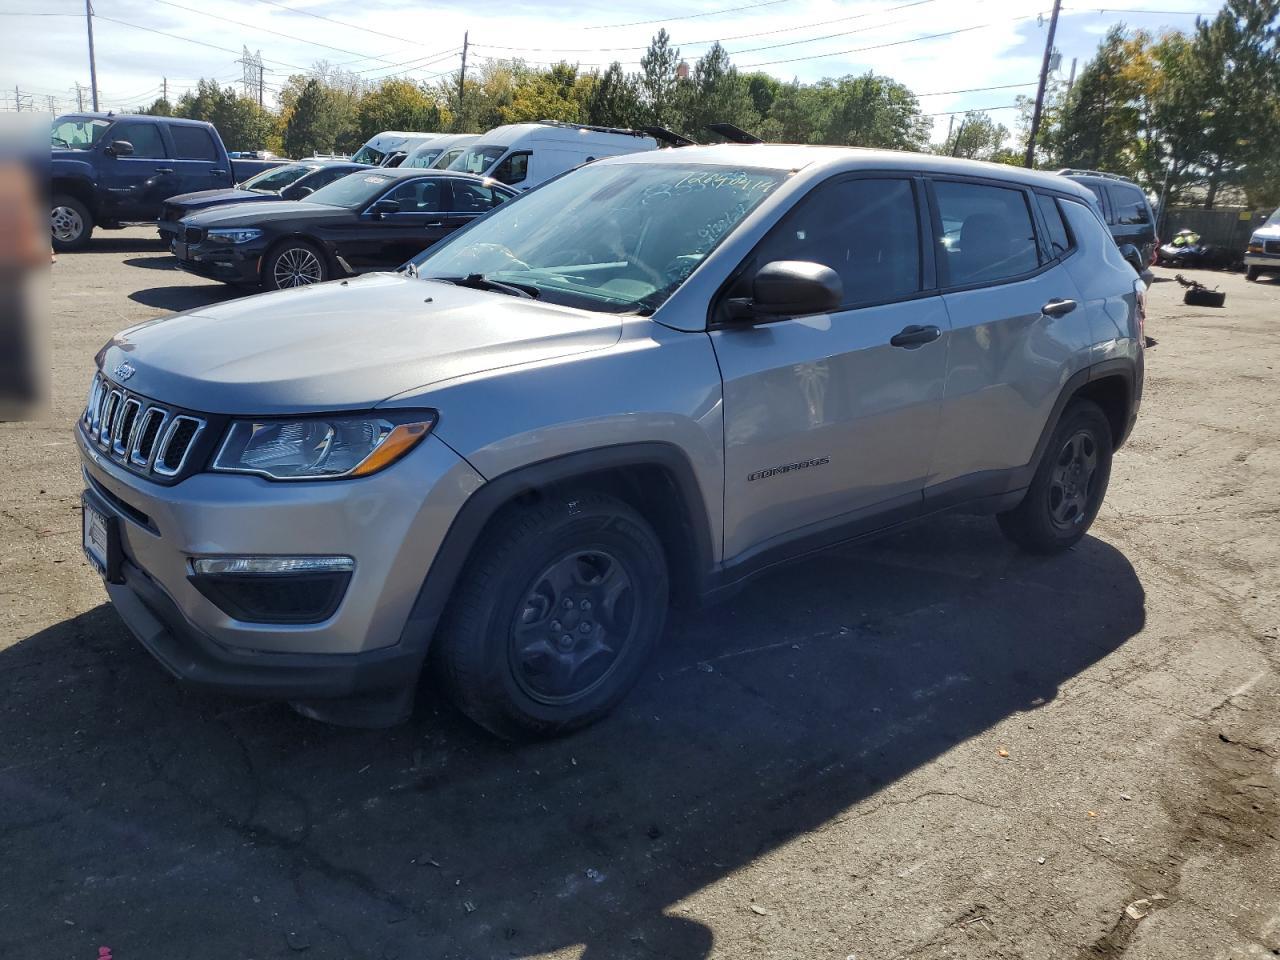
[401,134,480,170]
[351,132,444,167]
[445,122,659,189]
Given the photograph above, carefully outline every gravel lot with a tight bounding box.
[2,230,1278,960]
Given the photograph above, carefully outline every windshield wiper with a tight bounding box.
[428,274,539,299]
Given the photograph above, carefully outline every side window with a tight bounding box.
[304,167,350,190]
[1080,181,1111,222]
[1035,194,1073,259]
[169,125,218,161]
[1107,185,1151,225]
[111,123,166,159]
[746,177,921,307]
[450,180,505,212]
[933,180,1040,286]
[492,151,530,186]
[384,179,444,213]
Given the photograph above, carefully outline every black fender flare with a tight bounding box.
[397,442,717,654]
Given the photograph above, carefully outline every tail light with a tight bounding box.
[1136,286,1146,345]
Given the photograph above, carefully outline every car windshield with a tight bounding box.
[240,164,314,193]
[408,162,786,315]
[351,144,387,165]
[1266,208,1280,227]
[51,117,110,150]
[403,148,442,169]
[447,144,506,176]
[432,146,468,169]
[305,172,397,209]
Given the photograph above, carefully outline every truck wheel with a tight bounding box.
[1246,267,1260,282]
[51,194,92,251]
[997,399,1113,553]
[432,491,669,739]
[263,240,328,289]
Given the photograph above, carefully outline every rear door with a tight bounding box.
[927,177,1089,496]
[711,174,949,560]
[98,120,176,221]
[443,178,512,230]
[168,124,228,194]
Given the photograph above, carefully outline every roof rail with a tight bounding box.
[1057,168,1136,183]
[534,120,657,140]
[641,126,698,147]
[706,122,763,144]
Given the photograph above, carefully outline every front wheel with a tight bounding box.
[51,194,93,251]
[263,240,328,290]
[432,492,669,739]
[1246,266,1260,282]
[998,399,1113,553]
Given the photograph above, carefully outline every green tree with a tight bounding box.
[282,79,352,157]
[356,78,443,142]
[502,62,588,124]
[586,62,643,127]
[940,111,1011,161]
[677,43,760,138]
[173,79,276,152]
[638,30,681,127]
[809,73,927,149]
[140,97,173,116]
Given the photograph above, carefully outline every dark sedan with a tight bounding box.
[172,169,517,290]
[158,160,371,244]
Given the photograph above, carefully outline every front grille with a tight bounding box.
[81,372,209,482]
[1265,240,1280,255]
[184,226,204,244]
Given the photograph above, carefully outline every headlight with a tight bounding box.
[206,228,263,244]
[212,411,436,480]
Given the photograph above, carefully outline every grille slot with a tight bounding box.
[81,375,208,482]
[154,416,203,477]
[1265,240,1280,255]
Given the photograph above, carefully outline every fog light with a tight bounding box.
[189,555,354,624]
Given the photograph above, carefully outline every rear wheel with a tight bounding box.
[1246,266,1261,282]
[998,399,1113,553]
[51,194,92,251]
[263,240,328,290]
[432,491,669,739]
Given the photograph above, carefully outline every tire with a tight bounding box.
[1246,267,1260,282]
[997,399,1113,553]
[51,194,93,251]
[432,491,669,739]
[263,239,328,290]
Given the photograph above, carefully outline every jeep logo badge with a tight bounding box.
[113,361,135,382]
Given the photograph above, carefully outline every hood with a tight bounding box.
[1252,221,1280,240]
[185,200,348,228]
[97,273,623,414]
[168,188,271,210]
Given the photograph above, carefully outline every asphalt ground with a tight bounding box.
[1,231,1277,960]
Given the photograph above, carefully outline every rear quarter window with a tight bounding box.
[1036,194,1073,259]
[1107,184,1151,225]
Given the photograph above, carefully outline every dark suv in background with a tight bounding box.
[1059,169,1157,274]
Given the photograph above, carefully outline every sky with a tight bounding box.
[0,0,1218,143]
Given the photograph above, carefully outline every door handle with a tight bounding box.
[210,169,226,175]
[1041,298,1077,317]
[889,324,942,348]
[424,221,444,228]
[155,167,174,174]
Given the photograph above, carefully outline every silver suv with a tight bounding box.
[78,145,1145,737]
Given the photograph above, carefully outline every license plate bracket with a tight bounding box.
[82,495,123,584]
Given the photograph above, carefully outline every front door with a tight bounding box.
[98,121,176,222]
[710,176,949,561]
[342,177,453,270]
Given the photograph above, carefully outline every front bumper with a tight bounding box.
[173,238,267,285]
[157,219,179,244]
[1244,252,1280,273]
[78,424,485,715]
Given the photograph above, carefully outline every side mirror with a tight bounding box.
[1118,242,1144,275]
[371,198,400,218]
[727,260,843,321]
[105,139,134,157]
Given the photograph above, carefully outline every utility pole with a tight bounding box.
[457,31,468,122]
[1023,0,1061,169]
[47,95,58,112]
[85,0,99,111]
[14,86,19,112]
[1066,57,1078,97]
[258,62,264,108]
[162,77,168,104]
[75,82,86,111]
[946,114,956,150]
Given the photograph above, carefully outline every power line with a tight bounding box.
[915,81,1039,97]
[147,0,401,65]
[584,0,791,30]
[1061,5,1213,13]
[92,13,311,70]
[740,14,1042,68]
[924,103,1022,116]
[352,45,463,76]
[246,0,456,50]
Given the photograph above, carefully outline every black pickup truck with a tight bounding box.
[50,113,286,251]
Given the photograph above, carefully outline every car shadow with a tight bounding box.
[0,514,1145,959]
[122,255,180,272]
[73,236,169,254]
[128,283,246,311]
